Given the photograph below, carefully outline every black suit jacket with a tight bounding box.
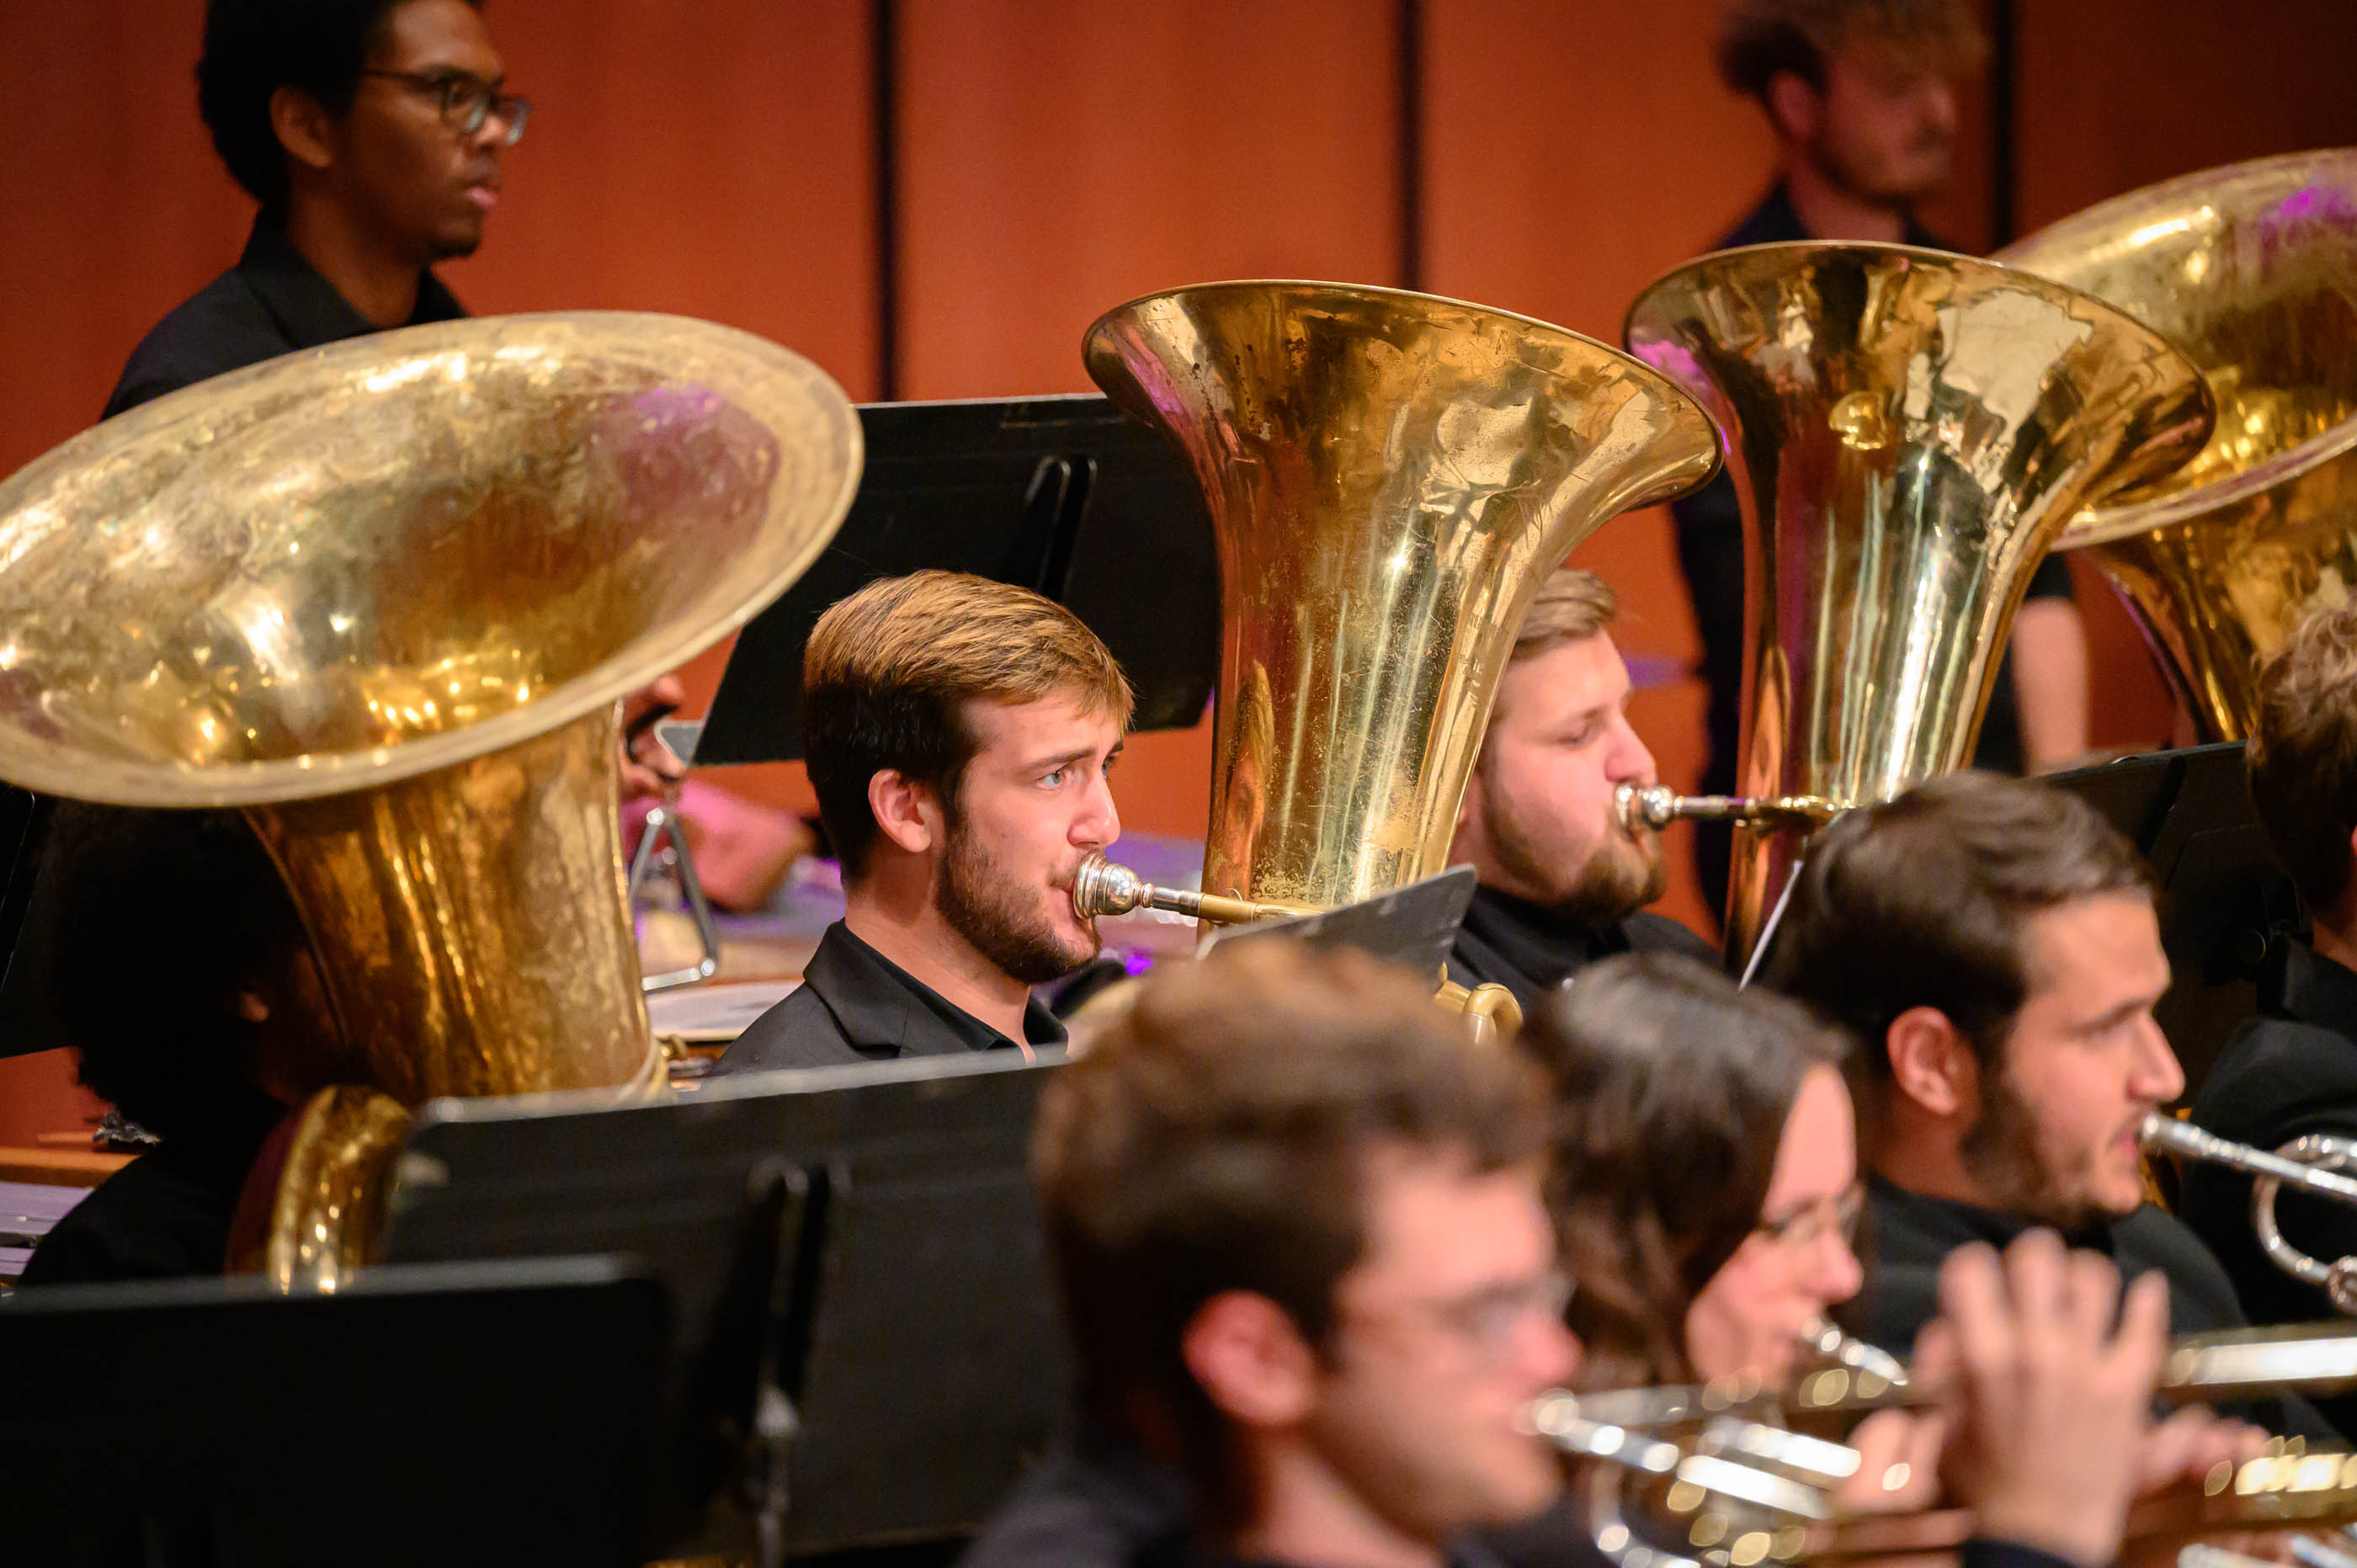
[2183,940,2357,1433]
[1445,884,1717,1018]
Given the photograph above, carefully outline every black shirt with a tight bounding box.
[960,1431,1191,1568]
[1668,184,2076,914]
[16,1091,285,1288]
[710,920,1069,1074]
[1848,1174,2336,1440]
[2184,939,2357,1433]
[104,217,467,418]
[1445,884,1717,1018]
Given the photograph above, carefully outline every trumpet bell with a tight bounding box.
[1998,147,2357,738]
[1625,242,2214,959]
[1083,281,1721,910]
[0,311,862,1103]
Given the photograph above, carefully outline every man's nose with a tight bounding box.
[1524,1313,1580,1390]
[1077,772,1120,848]
[1607,717,1657,784]
[2131,1016,2185,1103]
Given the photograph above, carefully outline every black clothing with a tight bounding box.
[1445,884,1717,1018]
[16,1092,283,1288]
[1137,1538,1512,1568]
[1669,184,2077,915]
[2184,939,2357,1433]
[1849,1175,2337,1440]
[104,217,466,418]
[711,920,1068,1074]
[960,1432,1189,1568]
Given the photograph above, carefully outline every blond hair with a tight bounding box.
[801,570,1133,878]
[1717,0,1987,99]
[2250,602,2357,917]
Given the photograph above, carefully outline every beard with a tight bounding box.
[934,813,1099,986]
[1482,784,1666,926]
[1808,120,1955,210]
[1959,1066,2115,1231]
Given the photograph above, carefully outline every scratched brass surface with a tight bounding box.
[1625,244,2213,959]
[1999,149,2357,737]
[1084,281,1720,910]
[0,311,862,1105]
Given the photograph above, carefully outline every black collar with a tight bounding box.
[1867,1173,2113,1256]
[1723,183,1951,252]
[1459,884,1628,981]
[237,218,468,350]
[803,921,1068,1055]
[2275,939,2357,1038]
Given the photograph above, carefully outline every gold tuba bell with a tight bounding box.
[0,311,861,1287]
[1622,243,2216,960]
[1079,281,1721,925]
[1998,147,2357,738]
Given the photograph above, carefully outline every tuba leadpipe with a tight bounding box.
[1070,852,1299,926]
[2141,1113,2357,1313]
[1614,783,1844,836]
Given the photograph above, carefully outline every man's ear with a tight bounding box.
[1764,71,1822,146]
[867,768,939,857]
[1885,1005,1976,1119]
[269,85,338,174]
[1180,1290,1319,1430]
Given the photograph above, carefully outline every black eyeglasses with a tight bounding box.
[360,68,531,144]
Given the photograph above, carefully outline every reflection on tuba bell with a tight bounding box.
[1998,148,2357,738]
[2142,1113,2357,1314]
[1081,281,1721,917]
[0,311,862,1289]
[1623,242,2216,962]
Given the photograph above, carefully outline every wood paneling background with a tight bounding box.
[3,0,2354,1143]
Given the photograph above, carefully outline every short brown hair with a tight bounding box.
[2249,603,2357,918]
[1521,951,1848,1390]
[1511,565,1618,666]
[1767,772,2152,1089]
[1716,0,1987,100]
[1035,939,1548,1521]
[800,570,1132,879]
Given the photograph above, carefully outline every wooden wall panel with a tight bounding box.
[897,0,1403,839]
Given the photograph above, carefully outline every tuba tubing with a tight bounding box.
[1613,783,1844,836]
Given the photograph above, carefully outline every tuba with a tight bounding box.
[1078,281,1720,924]
[0,312,861,1288]
[1996,147,2357,738]
[1621,243,2216,960]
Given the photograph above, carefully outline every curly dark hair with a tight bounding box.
[196,0,484,215]
[44,805,315,1145]
[1519,950,1849,1390]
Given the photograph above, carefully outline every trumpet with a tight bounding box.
[1530,1321,2357,1566]
[2141,1114,2357,1314]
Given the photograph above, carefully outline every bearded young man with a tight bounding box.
[713,571,1129,1072]
[1768,772,2333,1438]
[1444,567,1714,1013]
[1673,0,2088,917]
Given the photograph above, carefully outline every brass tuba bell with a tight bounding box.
[1081,281,1721,917]
[1623,243,2215,960]
[0,311,861,1286]
[1998,147,2357,738]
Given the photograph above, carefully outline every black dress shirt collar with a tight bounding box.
[1866,1173,2112,1257]
[806,921,1069,1056]
[237,218,467,348]
[2275,939,2357,1039]
[1721,182,1950,252]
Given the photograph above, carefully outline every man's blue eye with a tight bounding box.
[1041,768,1066,787]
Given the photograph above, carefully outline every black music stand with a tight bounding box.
[381,1050,1067,1560]
[2046,741,2298,1092]
[0,787,54,1060]
[692,395,1218,766]
[0,1257,669,1568]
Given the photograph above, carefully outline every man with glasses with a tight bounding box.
[105,0,527,416]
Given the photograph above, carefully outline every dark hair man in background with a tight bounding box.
[1675,0,2088,919]
[714,571,1131,1074]
[105,0,524,417]
[16,807,350,1286]
[2183,603,2357,1433]
[1769,772,2332,1439]
[1444,566,1714,1013]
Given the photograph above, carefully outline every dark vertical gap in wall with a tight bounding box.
[871,0,902,401]
[1396,0,1424,291]
[1988,0,2018,246]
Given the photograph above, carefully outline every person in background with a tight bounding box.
[2184,603,2357,1436]
[1675,0,2088,917]
[1445,566,1714,1015]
